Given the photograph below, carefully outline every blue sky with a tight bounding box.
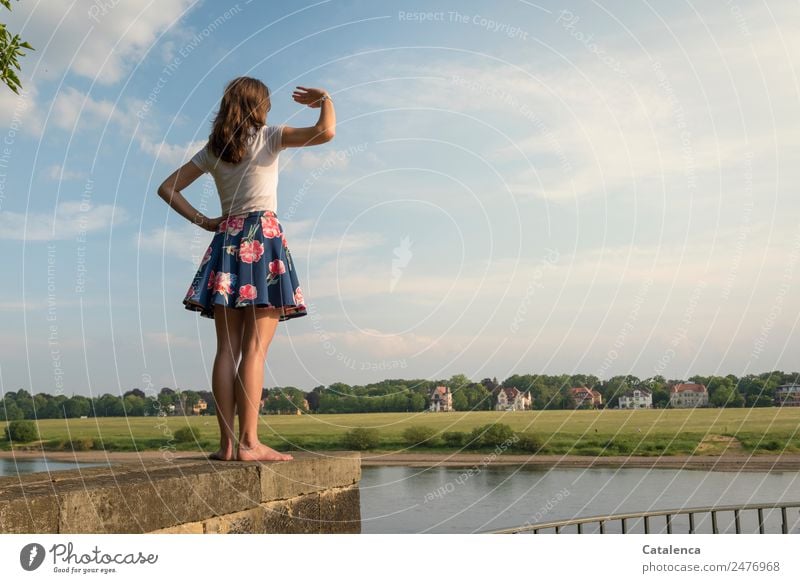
[1,0,798,397]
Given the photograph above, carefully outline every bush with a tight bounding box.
[468,423,516,449]
[4,420,39,443]
[173,426,198,443]
[442,431,467,447]
[402,425,438,447]
[342,427,380,450]
[515,432,541,453]
[67,437,95,451]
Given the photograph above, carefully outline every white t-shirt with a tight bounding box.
[190,124,286,216]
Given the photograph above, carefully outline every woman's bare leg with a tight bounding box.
[236,306,293,462]
[210,304,243,460]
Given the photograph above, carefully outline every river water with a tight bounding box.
[0,458,111,477]
[4,459,799,534]
[359,465,800,533]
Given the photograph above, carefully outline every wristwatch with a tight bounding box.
[319,93,331,103]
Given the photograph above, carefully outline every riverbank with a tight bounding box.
[3,449,800,472]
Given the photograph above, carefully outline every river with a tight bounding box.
[359,465,800,533]
[4,459,799,534]
[0,457,111,477]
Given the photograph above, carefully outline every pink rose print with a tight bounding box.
[200,246,212,266]
[268,259,286,275]
[281,233,287,248]
[260,215,281,238]
[207,270,216,290]
[185,284,195,299]
[239,284,257,301]
[214,272,234,295]
[239,239,264,264]
[218,216,245,235]
[294,286,305,305]
[224,216,245,236]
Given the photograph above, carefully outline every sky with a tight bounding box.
[0,0,798,398]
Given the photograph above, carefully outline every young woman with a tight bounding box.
[157,76,335,462]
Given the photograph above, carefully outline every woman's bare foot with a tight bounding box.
[236,442,293,462]
[208,443,236,461]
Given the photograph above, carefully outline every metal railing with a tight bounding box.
[488,501,800,534]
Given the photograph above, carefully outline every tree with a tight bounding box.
[1,0,35,94]
[63,396,91,418]
[4,419,38,442]
[408,392,426,411]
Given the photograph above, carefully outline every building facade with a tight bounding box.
[570,386,603,409]
[429,385,454,412]
[774,384,800,407]
[618,387,653,409]
[669,383,709,408]
[494,386,532,411]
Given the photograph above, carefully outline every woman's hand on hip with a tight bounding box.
[200,215,224,232]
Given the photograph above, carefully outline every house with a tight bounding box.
[570,386,603,408]
[192,398,208,415]
[669,383,708,408]
[429,385,453,412]
[619,387,653,409]
[774,384,800,407]
[494,386,532,411]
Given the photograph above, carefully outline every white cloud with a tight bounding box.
[46,164,88,181]
[0,80,43,138]
[140,138,209,167]
[0,201,128,240]
[136,222,213,265]
[6,0,195,86]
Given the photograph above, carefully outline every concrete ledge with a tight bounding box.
[0,451,361,534]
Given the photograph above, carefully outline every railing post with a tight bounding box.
[484,501,800,534]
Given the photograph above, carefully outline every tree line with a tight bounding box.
[1,371,797,419]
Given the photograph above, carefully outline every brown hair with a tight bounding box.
[207,76,271,164]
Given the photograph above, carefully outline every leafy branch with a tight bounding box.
[1,0,35,94]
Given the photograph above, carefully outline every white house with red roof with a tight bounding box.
[569,386,603,408]
[494,386,532,411]
[669,382,709,408]
[429,385,454,412]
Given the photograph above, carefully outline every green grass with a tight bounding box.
[1,408,799,455]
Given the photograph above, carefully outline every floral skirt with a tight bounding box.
[182,210,307,321]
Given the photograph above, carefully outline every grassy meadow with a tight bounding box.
[2,407,799,456]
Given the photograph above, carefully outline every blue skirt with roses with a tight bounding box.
[182,210,308,321]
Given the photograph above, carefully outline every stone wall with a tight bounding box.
[0,451,361,534]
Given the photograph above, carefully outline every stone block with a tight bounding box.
[57,464,262,533]
[258,451,361,501]
[319,486,361,534]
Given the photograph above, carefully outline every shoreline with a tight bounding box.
[2,449,800,472]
